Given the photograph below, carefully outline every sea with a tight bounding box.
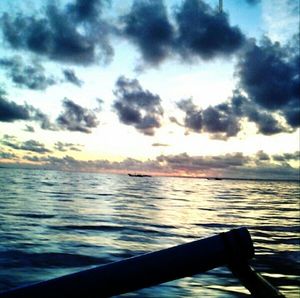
[0,168,299,297]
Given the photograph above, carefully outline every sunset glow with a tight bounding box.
[0,0,299,180]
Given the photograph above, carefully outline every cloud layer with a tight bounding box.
[0,147,298,180]
[1,135,51,154]
[1,0,246,67]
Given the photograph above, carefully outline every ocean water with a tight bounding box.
[0,168,299,297]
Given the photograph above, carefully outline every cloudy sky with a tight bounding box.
[0,0,299,179]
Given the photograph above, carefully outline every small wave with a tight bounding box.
[257,190,278,195]
[183,190,195,194]
[253,237,299,246]
[146,223,177,230]
[194,223,237,229]
[126,226,176,237]
[49,224,178,238]
[117,213,150,221]
[37,190,70,197]
[9,213,55,219]
[252,225,300,233]
[49,224,123,232]
[121,193,143,199]
[97,193,114,196]
[41,181,55,187]
[83,196,97,200]
[118,234,158,244]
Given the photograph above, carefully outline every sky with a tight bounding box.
[0,0,299,179]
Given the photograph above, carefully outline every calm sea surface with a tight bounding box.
[0,168,299,297]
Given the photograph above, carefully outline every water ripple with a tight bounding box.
[0,168,299,297]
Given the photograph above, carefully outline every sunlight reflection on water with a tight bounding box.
[0,168,299,297]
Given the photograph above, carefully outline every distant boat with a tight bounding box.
[128,173,152,177]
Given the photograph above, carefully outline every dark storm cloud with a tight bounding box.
[246,109,287,135]
[174,93,290,137]
[236,36,299,128]
[0,90,98,133]
[233,35,300,130]
[176,98,202,132]
[0,90,57,130]
[113,76,163,136]
[1,11,92,64]
[63,69,83,87]
[1,1,113,65]
[0,94,30,122]
[282,100,300,128]
[0,56,56,90]
[54,141,83,152]
[231,91,289,135]
[56,98,99,133]
[122,0,174,65]
[1,0,247,67]
[1,135,51,154]
[202,105,240,137]
[120,0,246,66]
[175,98,240,139]
[174,0,245,61]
